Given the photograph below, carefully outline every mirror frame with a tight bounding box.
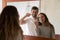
[2,0,41,9]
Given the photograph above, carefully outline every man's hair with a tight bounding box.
[31,6,39,12]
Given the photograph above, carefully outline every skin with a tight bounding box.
[31,9,38,19]
[38,14,46,26]
[20,9,38,25]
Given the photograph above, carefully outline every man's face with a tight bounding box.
[31,9,38,17]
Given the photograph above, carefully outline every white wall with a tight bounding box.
[41,0,60,34]
[0,0,2,13]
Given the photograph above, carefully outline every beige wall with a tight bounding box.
[41,0,60,34]
[0,0,2,13]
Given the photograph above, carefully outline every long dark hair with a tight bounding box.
[38,13,55,32]
[0,6,23,40]
[38,13,50,25]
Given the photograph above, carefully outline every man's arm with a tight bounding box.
[20,16,27,25]
[20,13,31,25]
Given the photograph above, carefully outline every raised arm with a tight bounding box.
[20,13,31,25]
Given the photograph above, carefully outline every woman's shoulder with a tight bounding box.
[17,26,23,40]
[49,24,55,31]
[50,24,54,29]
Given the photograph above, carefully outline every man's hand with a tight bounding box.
[25,13,31,17]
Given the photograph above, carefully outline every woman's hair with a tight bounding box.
[38,13,55,31]
[38,13,50,25]
[0,6,23,40]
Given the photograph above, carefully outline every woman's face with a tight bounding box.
[38,14,45,23]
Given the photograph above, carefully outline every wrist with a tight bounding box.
[23,16,27,19]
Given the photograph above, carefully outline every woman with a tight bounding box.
[0,6,23,40]
[36,13,55,39]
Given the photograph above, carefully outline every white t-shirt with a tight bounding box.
[25,17,38,36]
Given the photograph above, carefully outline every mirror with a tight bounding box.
[7,1,40,35]
[2,0,60,36]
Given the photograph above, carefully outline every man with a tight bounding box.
[20,6,39,36]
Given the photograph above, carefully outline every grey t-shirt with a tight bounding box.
[36,25,55,39]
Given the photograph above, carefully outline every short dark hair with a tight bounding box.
[31,6,39,12]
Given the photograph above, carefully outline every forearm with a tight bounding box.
[20,16,27,25]
[20,13,30,25]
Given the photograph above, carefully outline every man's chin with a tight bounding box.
[32,16,36,17]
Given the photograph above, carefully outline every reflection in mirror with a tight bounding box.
[7,1,39,36]
[6,0,60,40]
